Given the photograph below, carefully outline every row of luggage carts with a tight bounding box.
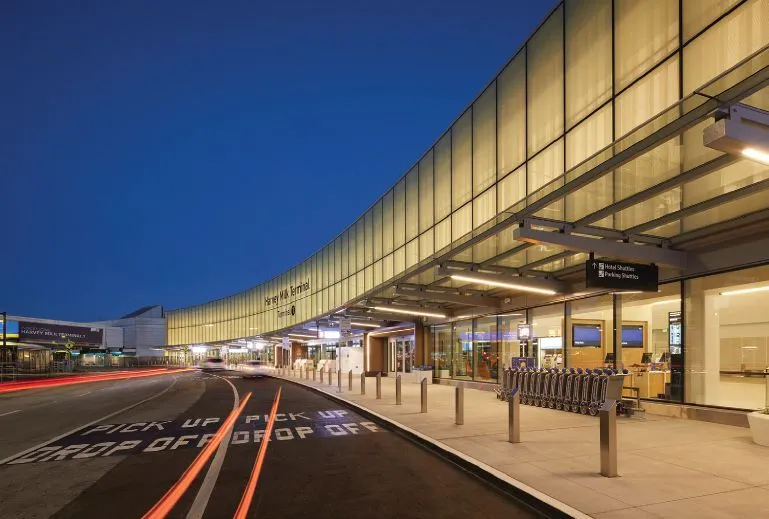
[495,367,632,416]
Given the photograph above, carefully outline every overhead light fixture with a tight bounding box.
[650,298,681,306]
[703,103,769,164]
[351,322,380,328]
[742,147,769,165]
[371,306,446,319]
[719,285,769,296]
[288,333,316,338]
[450,273,559,296]
[203,324,214,328]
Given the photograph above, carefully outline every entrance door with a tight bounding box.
[388,336,415,375]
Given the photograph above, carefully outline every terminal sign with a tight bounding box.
[585,259,658,292]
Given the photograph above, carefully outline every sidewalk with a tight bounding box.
[274,368,769,518]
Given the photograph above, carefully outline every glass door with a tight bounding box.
[388,336,415,375]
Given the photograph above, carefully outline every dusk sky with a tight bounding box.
[2,1,554,322]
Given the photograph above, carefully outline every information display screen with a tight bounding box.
[572,324,601,347]
[621,325,644,347]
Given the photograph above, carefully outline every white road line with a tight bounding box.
[186,373,240,519]
[0,409,21,417]
[78,391,92,397]
[0,374,181,465]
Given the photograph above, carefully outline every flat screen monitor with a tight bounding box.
[641,352,653,363]
[572,324,601,347]
[621,325,644,347]
[605,353,615,363]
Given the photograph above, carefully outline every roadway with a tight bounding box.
[0,370,544,518]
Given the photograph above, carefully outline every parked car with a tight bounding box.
[240,359,269,378]
[199,357,225,372]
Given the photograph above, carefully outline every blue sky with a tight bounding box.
[1,0,554,321]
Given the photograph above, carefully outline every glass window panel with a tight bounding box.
[432,324,452,379]
[406,238,419,269]
[685,265,769,409]
[616,187,681,230]
[406,166,419,241]
[566,174,613,224]
[498,165,526,212]
[683,0,742,42]
[356,219,365,272]
[683,0,769,95]
[341,230,349,278]
[528,138,564,194]
[356,272,364,298]
[472,235,497,264]
[434,217,451,252]
[474,316,499,382]
[365,208,374,266]
[527,5,564,155]
[394,178,406,248]
[614,0,679,91]
[473,186,496,229]
[568,296,613,370]
[566,104,612,171]
[365,265,373,293]
[382,190,394,255]
[683,188,769,232]
[383,253,394,281]
[373,259,383,287]
[615,137,681,206]
[452,203,472,242]
[615,56,679,138]
[435,134,452,220]
[334,238,342,283]
[393,246,405,276]
[373,200,382,261]
[684,160,769,207]
[346,228,356,277]
[419,150,434,233]
[419,229,434,261]
[473,84,496,196]
[452,319,473,380]
[497,52,526,177]
[565,0,612,128]
[452,110,472,210]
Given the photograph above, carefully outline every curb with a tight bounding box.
[274,374,589,519]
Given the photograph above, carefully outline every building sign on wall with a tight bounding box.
[585,259,659,292]
[19,322,104,345]
[264,279,311,307]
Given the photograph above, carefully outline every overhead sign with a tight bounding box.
[0,320,19,339]
[585,259,658,292]
[339,318,352,336]
[19,321,103,345]
[282,337,290,348]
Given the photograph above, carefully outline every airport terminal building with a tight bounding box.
[166,0,769,417]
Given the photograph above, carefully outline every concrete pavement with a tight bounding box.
[275,368,769,519]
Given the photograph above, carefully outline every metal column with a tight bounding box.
[420,378,427,413]
[455,383,464,425]
[600,400,618,477]
[508,389,520,443]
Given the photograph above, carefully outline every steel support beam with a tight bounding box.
[393,287,501,308]
[513,224,688,269]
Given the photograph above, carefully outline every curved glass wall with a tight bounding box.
[168,0,769,346]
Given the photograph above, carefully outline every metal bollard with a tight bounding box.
[348,370,353,391]
[337,370,342,392]
[321,368,325,384]
[455,383,464,425]
[420,378,427,413]
[361,373,366,395]
[600,399,618,477]
[376,372,382,399]
[313,369,316,381]
[305,367,309,380]
[508,389,521,443]
[329,369,333,386]
[396,375,402,405]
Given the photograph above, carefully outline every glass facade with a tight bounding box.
[167,1,769,413]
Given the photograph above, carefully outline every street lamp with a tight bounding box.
[703,103,769,164]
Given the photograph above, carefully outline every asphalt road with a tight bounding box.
[0,370,543,518]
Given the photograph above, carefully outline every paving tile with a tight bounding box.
[528,452,748,508]
[593,508,661,518]
[641,487,769,519]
